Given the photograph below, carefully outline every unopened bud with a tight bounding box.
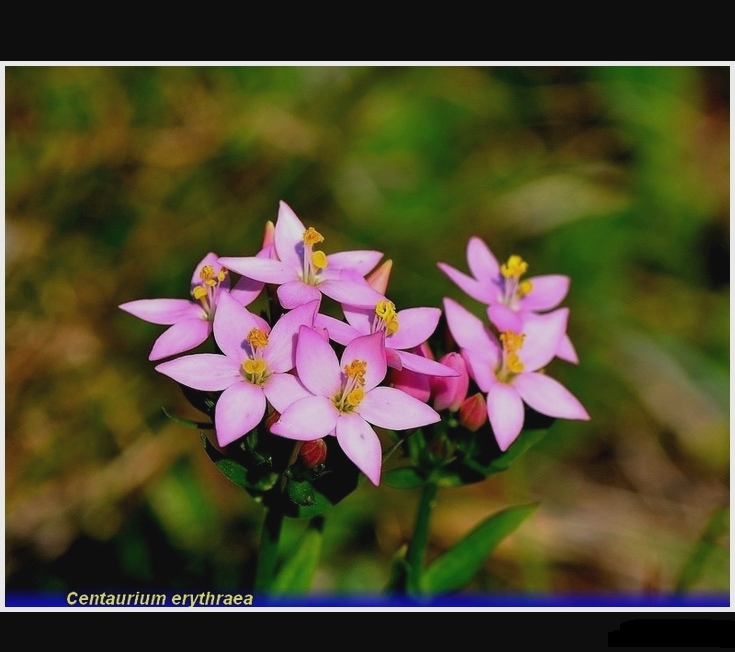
[299,439,328,468]
[459,393,487,432]
[262,220,276,249]
[366,259,393,294]
[265,409,280,433]
[431,353,469,412]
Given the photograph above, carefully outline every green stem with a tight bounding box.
[254,504,285,592]
[405,480,438,595]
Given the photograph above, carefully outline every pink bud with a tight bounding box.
[459,393,487,432]
[430,352,469,412]
[261,220,276,249]
[366,259,393,294]
[388,366,431,404]
[299,439,327,468]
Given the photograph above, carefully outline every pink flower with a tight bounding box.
[119,246,268,361]
[438,237,578,364]
[218,201,386,310]
[154,292,319,447]
[270,327,441,486]
[315,300,458,378]
[443,297,589,451]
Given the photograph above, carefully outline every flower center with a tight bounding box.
[242,328,270,384]
[498,331,525,381]
[373,300,399,335]
[335,359,367,412]
[499,255,533,308]
[301,227,329,285]
[191,264,228,319]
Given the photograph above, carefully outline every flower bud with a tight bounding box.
[388,366,431,403]
[261,220,276,249]
[298,439,328,469]
[366,259,393,294]
[265,409,280,433]
[459,393,487,432]
[431,352,469,412]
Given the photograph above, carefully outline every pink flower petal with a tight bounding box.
[319,278,386,308]
[149,318,212,361]
[357,386,440,430]
[229,275,264,307]
[556,333,579,364]
[365,259,393,294]
[395,350,460,377]
[213,291,265,361]
[327,250,384,276]
[214,381,266,447]
[341,305,373,334]
[443,297,499,357]
[217,256,297,284]
[155,353,240,391]
[461,348,498,393]
[466,236,500,284]
[263,372,312,414]
[341,331,386,392]
[314,314,361,346]
[386,348,403,370]
[386,307,441,350]
[270,395,339,440]
[486,381,525,451]
[520,308,568,372]
[277,280,321,309]
[513,372,589,421]
[519,275,570,311]
[119,298,203,325]
[274,201,307,271]
[191,252,222,285]
[295,325,341,397]
[336,413,383,486]
[265,300,320,373]
[488,304,523,333]
[437,262,494,304]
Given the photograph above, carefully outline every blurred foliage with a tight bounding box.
[5,65,729,599]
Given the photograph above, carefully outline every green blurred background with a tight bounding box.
[5,65,729,600]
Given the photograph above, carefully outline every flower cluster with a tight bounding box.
[121,201,458,486]
[436,237,590,451]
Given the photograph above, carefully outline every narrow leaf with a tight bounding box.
[383,467,425,489]
[422,502,539,594]
[162,406,213,429]
[272,516,325,594]
[384,544,410,593]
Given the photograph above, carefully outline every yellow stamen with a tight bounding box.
[217,268,228,283]
[345,387,365,407]
[500,255,528,279]
[247,328,270,349]
[243,358,267,375]
[500,331,526,353]
[375,300,397,321]
[303,227,324,246]
[386,318,399,335]
[192,286,207,301]
[312,250,328,269]
[506,352,524,374]
[344,359,367,385]
[518,279,533,297]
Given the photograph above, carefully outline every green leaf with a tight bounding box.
[272,517,324,594]
[287,479,317,507]
[161,407,213,430]
[422,502,539,594]
[382,467,425,489]
[674,506,729,592]
[384,544,410,593]
[201,433,278,493]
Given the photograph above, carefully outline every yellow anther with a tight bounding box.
[518,279,533,297]
[345,387,365,407]
[243,358,267,376]
[303,227,324,246]
[386,318,399,335]
[200,265,215,281]
[192,286,208,301]
[312,250,328,269]
[247,328,270,349]
[506,352,525,374]
[500,331,526,353]
[217,268,228,282]
[344,360,367,385]
[375,300,397,321]
[500,255,529,279]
